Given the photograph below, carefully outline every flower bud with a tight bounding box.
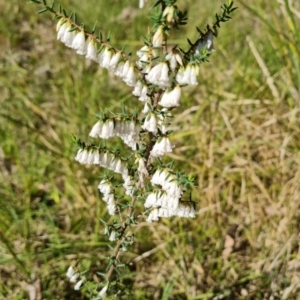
[152,26,164,47]
[163,6,175,24]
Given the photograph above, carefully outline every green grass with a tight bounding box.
[0,0,300,299]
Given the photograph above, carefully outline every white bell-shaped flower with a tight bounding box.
[101,48,112,69]
[150,136,174,157]
[61,23,76,48]
[166,50,183,71]
[57,19,67,41]
[152,26,164,47]
[74,279,85,290]
[109,51,121,71]
[123,65,136,87]
[142,113,157,133]
[72,30,86,55]
[147,208,159,222]
[86,38,98,61]
[66,266,76,279]
[132,81,143,97]
[139,85,149,102]
[159,85,181,108]
[145,62,170,88]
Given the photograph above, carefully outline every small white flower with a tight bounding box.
[176,64,199,86]
[123,174,135,196]
[159,63,171,87]
[66,266,76,279]
[61,23,76,48]
[139,85,149,102]
[147,208,159,222]
[72,30,86,55]
[137,157,148,176]
[75,149,93,164]
[121,60,131,78]
[175,66,185,84]
[70,273,79,283]
[145,62,170,88]
[86,38,98,61]
[98,285,108,298]
[114,61,124,77]
[56,18,64,32]
[174,202,196,218]
[137,45,149,58]
[139,0,147,9]
[151,168,168,186]
[74,278,85,290]
[92,151,100,164]
[109,51,121,71]
[163,6,175,24]
[145,63,162,84]
[152,26,164,47]
[100,152,112,167]
[159,85,181,108]
[108,203,116,215]
[123,65,136,87]
[132,81,143,97]
[142,113,157,133]
[114,158,125,174]
[89,120,103,138]
[150,136,174,157]
[144,192,166,208]
[86,151,95,164]
[166,50,183,71]
[109,230,116,241]
[101,48,112,69]
[137,48,150,67]
[101,120,114,139]
[98,179,112,195]
[164,178,183,199]
[158,207,174,218]
[57,20,67,41]
[142,64,151,74]
[142,102,150,114]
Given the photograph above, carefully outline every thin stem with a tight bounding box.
[105,196,137,281]
[105,94,160,281]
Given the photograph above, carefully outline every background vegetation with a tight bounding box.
[0,0,299,299]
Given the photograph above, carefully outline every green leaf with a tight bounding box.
[37,8,48,14]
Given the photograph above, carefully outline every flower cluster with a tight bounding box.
[159,85,181,108]
[150,136,173,157]
[145,62,171,88]
[176,63,199,86]
[75,148,128,176]
[66,265,108,297]
[147,201,196,222]
[151,168,183,199]
[136,45,158,68]
[56,18,138,88]
[66,266,85,291]
[123,174,135,196]
[142,112,158,133]
[90,119,141,150]
[145,167,197,222]
[98,179,116,215]
[132,81,150,102]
